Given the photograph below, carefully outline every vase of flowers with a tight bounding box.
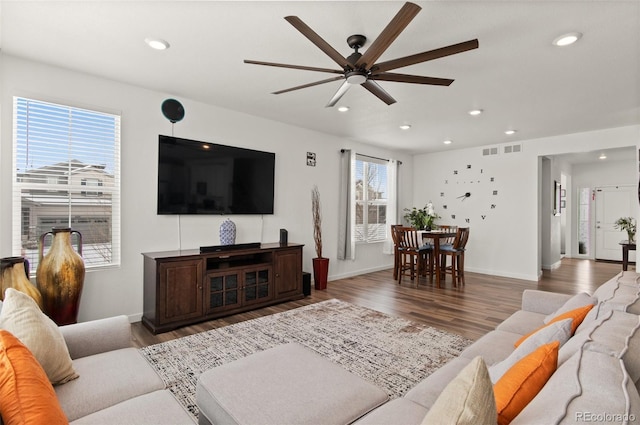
[614,217,637,243]
[404,202,440,230]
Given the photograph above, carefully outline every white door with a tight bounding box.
[595,185,638,261]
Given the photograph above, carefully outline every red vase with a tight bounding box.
[312,257,329,290]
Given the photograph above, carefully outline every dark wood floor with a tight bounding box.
[131,258,624,348]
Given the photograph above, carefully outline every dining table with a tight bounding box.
[418,229,458,288]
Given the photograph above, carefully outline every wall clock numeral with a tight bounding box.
[466,164,472,169]
[465,218,470,223]
[491,204,496,209]
[445,179,448,184]
[440,192,445,197]
[481,215,486,220]
[453,170,458,175]
[493,190,498,195]
[443,205,448,209]
[490,177,495,182]
[451,214,456,219]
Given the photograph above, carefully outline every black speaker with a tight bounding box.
[302,272,311,296]
[279,228,288,245]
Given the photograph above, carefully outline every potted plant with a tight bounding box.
[614,217,637,243]
[403,202,440,230]
[311,185,329,290]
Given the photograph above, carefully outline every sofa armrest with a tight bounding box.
[60,315,132,359]
[521,290,572,315]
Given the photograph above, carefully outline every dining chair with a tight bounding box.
[437,224,458,246]
[439,227,470,287]
[390,224,403,280]
[397,227,432,286]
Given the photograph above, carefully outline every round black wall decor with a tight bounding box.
[161,99,185,123]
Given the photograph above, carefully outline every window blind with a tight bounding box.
[12,97,121,272]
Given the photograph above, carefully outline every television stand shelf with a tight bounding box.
[141,243,304,334]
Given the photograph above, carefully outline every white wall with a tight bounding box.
[0,54,413,322]
[413,126,640,281]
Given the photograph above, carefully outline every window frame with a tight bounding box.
[355,155,389,244]
[12,96,121,273]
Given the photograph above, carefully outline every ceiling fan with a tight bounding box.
[244,2,479,107]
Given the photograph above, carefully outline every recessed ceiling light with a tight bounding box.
[468,109,483,116]
[599,153,607,160]
[399,124,411,130]
[337,106,350,112]
[504,130,517,135]
[443,140,452,145]
[553,32,582,47]
[145,37,170,50]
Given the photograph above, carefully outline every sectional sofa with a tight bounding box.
[2,271,639,424]
[197,270,640,424]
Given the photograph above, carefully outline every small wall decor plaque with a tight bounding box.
[306,152,316,166]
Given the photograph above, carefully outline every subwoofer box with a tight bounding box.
[302,272,311,296]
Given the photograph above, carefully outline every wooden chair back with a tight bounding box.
[453,227,470,250]
[398,227,421,251]
[437,225,458,244]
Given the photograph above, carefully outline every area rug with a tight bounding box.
[140,299,473,419]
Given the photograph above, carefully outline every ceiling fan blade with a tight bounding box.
[362,80,397,105]
[284,16,351,69]
[372,39,479,73]
[372,72,454,86]
[325,81,352,107]
[355,2,422,70]
[244,60,343,75]
[273,76,345,95]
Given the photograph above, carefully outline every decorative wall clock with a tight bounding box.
[439,164,499,224]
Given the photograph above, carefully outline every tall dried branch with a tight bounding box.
[311,185,323,258]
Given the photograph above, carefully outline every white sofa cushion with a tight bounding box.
[405,356,473,410]
[56,347,165,421]
[420,356,496,425]
[489,318,572,383]
[459,330,521,366]
[0,288,78,385]
[495,310,546,335]
[354,398,428,425]
[543,292,596,324]
[70,390,195,425]
[512,348,640,424]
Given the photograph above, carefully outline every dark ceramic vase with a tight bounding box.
[0,256,43,308]
[36,227,85,325]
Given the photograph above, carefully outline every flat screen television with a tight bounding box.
[157,135,275,215]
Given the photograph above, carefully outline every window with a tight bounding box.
[13,97,121,272]
[354,156,388,243]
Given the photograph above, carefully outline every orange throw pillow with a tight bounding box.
[515,304,593,347]
[0,330,68,425]
[494,341,559,425]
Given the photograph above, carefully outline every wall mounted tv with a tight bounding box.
[157,135,275,215]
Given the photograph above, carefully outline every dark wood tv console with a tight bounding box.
[141,243,304,334]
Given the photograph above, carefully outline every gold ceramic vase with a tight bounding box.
[36,227,85,325]
[0,256,44,308]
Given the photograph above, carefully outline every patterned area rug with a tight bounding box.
[140,299,472,419]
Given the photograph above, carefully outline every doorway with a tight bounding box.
[594,185,638,261]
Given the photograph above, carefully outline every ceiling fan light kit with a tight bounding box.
[244,2,479,107]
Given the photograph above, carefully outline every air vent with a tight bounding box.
[482,146,499,156]
[503,143,522,154]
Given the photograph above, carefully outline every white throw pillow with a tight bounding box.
[544,292,596,324]
[489,318,572,383]
[0,288,78,385]
[421,356,496,425]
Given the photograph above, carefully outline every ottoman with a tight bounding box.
[196,343,389,425]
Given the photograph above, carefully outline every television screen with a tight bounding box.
[157,135,275,215]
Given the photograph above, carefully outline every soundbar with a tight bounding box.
[200,242,261,253]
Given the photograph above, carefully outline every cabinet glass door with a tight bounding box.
[243,267,272,305]
[206,272,241,313]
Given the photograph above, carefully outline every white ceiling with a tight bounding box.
[1,1,639,155]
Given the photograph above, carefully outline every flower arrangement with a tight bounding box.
[404,202,440,230]
[614,217,636,243]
